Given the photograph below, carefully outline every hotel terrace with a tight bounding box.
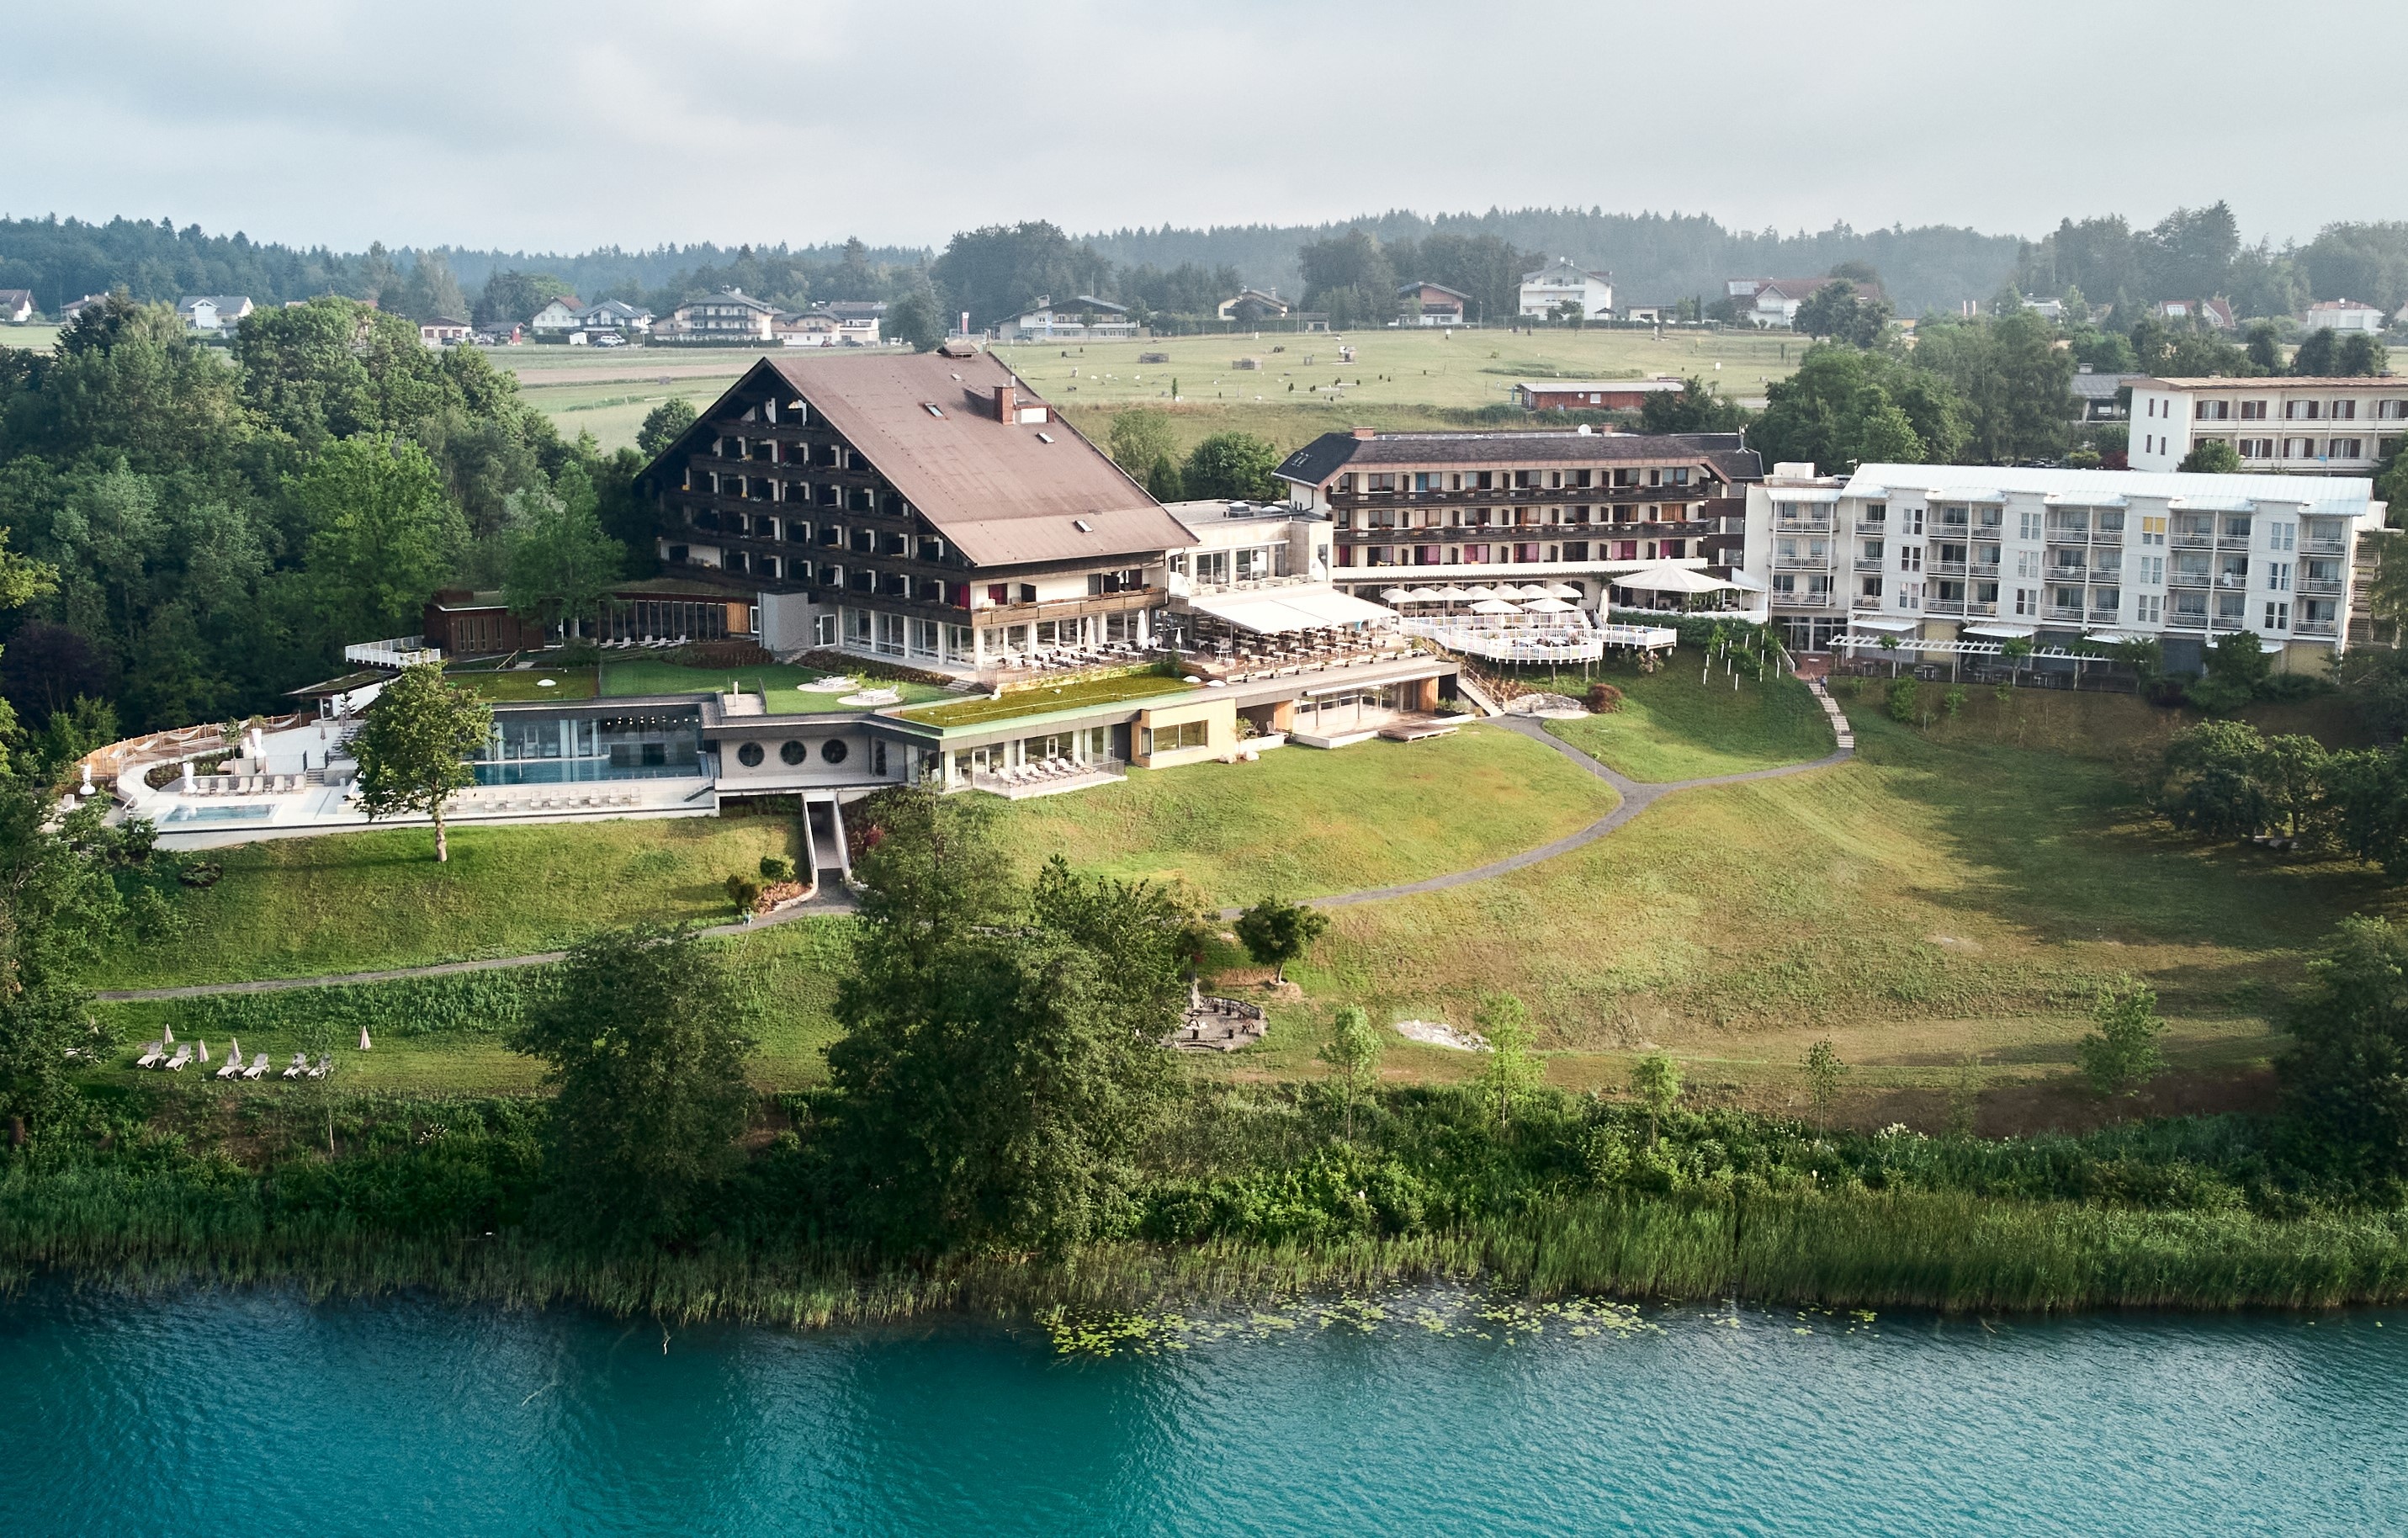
[1744,462,2392,675]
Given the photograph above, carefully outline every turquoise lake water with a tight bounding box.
[4,1284,2405,1535]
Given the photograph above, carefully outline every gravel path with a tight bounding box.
[98,691,1856,1001]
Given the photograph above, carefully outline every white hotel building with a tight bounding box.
[2128,376,2408,475]
[1746,463,2390,673]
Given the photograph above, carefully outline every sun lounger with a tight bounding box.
[135,1041,165,1069]
[306,1055,331,1079]
[163,1045,191,1071]
[242,1052,268,1079]
[283,1053,309,1079]
[215,1054,244,1080]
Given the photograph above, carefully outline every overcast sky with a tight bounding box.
[7,0,2403,255]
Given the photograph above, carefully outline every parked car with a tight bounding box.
[592,332,626,347]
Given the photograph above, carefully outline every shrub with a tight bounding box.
[1585,681,1624,713]
[725,872,763,912]
[1941,686,1966,719]
[1886,677,1920,724]
[759,854,795,883]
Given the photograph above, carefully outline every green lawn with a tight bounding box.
[989,721,1618,907]
[92,817,806,989]
[448,667,598,701]
[1222,692,2400,1129]
[1533,650,1834,781]
[904,671,1193,727]
[597,658,954,712]
[92,919,855,1094]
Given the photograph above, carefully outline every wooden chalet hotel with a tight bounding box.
[639,347,1199,669]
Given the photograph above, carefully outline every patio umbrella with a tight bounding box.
[1523,597,1577,613]
[1430,585,1473,602]
[1461,585,1499,599]
[1395,587,1441,603]
[1615,564,1735,594]
[1541,581,1582,598]
[1382,587,1415,602]
[1469,598,1521,615]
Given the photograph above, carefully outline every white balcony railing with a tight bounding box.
[345,636,443,669]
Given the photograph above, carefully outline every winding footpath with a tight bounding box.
[95,685,1857,1004]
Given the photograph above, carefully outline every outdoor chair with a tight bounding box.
[215,1054,243,1080]
[164,1045,190,1072]
[307,1056,331,1079]
[135,1041,165,1069]
[243,1053,269,1079]
[283,1053,309,1079]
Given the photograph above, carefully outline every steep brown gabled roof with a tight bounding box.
[752,352,1196,567]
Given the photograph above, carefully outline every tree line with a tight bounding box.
[0,294,652,740]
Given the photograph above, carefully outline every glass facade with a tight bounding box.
[470,709,704,784]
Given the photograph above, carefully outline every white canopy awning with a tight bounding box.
[1613,564,1735,594]
[1188,586,1396,634]
[1962,622,2039,639]
[1850,616,1922,635]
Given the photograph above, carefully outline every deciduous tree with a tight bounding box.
[1184,432,1285,502]
[1233,894,1329,984]
[1474,992,1542,1132]
[2077,978,2166,1098]
[509,925,755,1245]
[349,662,493,862]
[1318,1005,1383,1141]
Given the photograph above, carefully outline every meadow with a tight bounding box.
[476,325,1802,453]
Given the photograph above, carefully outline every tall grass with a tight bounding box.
[14,1160,2408,1321]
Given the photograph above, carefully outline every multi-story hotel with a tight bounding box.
[1273,427,1764,613]
[1746,463,2390,672]
[638,347,1199,677]
[2127,376,2408,475]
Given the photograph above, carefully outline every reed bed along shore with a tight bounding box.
[13,1163,2408,1324]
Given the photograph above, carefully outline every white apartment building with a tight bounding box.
[1745,463,2389,673]
[2129,376,2408,475]
[1518,259,1614,321]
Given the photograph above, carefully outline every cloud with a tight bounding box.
[3,0,2404,252]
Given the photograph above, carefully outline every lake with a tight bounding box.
[3,1282,2403,1535]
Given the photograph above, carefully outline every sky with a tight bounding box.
[6,0,2405,256]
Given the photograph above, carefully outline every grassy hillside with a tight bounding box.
[93,817,804,989]
[1528,652,1834,781]
[990,722,1620,907]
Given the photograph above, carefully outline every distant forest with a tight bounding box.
[4,204,2406,333]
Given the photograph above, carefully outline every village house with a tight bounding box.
[654,289,779,343]
[2153,297,2237,331]
[1395,282,1470,326]
[1727,278,1867,329]
[0,289,36,324]
[1216,288,1288,321]
[528,296,586,333]
[175,294,254,334]
[1518,258,1614,321]
[997,296,1135,342]
[577,299,655,335]
[2300,299,2388,333]
[418,317,473,347]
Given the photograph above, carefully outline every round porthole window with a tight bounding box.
[781,740,807,765]
[736,742,765,767]
[820,739,850,765]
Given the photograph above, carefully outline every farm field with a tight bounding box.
[475,324,1801,453]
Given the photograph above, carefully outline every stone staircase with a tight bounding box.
[1805,676,1854,751]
